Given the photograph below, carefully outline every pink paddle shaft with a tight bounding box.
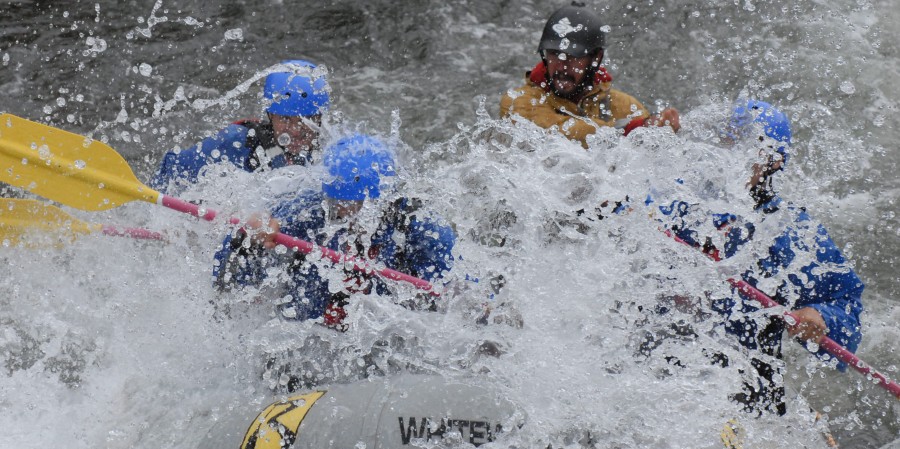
[100,225,165,241]
[666,230,900,400]
[729,279,900,399]
[159,195,440,297]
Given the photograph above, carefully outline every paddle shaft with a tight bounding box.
[0,198,164,243]
[666,231,900,399]
[0,114,438,296]
[159,195,440,295]
[99,225,165,241]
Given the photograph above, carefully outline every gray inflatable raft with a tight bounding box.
[199,374,524,449]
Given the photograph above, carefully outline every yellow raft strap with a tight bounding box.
[815,411,840,448]
[240,390,326,449]
[720,418,745,449]
[721,413,840,449]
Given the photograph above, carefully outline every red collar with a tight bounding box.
[528,61,613,90]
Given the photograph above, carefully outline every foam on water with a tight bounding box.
[1,0,899,447]
[3,103,887,448]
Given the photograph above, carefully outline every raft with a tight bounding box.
[198,374,523,449]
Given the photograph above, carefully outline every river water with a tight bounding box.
[1,0,898,448]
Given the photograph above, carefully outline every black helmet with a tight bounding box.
[538,2,606,57]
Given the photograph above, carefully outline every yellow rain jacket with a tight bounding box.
[500,62,651,147]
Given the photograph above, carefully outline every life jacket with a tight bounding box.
[323,198,431,331]
[527,62,647,136]
[233,119,278,172]
[214,191,451,330]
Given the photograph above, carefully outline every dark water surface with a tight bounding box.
[1,0,898,447]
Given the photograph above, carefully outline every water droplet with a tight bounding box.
[21,158,27,165]
[278,133,292,147]
[840,81,856,94]
[56,97,66,107]
[224,28,243,41]
[138,63,153,77]
[74,160,86,169]
[85,36,107,54]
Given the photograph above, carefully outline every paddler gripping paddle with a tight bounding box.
[664,230,900,400]
[0,198,164,246]
[0,113,439,296]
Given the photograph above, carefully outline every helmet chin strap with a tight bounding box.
[583,49,604,88]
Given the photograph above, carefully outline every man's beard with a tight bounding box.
[550,73,590,101]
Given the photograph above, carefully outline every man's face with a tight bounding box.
[748,154,783,190]
[543,49,601,99]
[722,130,785,191]
[270,114,321,159]
[326,197,364,221]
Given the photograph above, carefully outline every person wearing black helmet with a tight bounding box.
[500,2,680,147]
[150,60,329,195]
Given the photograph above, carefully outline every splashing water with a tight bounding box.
[1,1,898,448]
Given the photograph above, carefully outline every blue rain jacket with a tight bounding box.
[150,120,295,194]
[657,197,864,370]
[213,191,456,321]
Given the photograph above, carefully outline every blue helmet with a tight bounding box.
[264,60,330,117]
[322,135,397,201]
[724,99,792,166]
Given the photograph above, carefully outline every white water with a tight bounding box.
[2,0,899,447]
[3,103,890,448]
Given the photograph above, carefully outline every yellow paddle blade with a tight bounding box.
[0,113,160,211]
[0,198,100,247]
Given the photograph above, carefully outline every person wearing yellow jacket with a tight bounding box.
[500,2,680,147]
